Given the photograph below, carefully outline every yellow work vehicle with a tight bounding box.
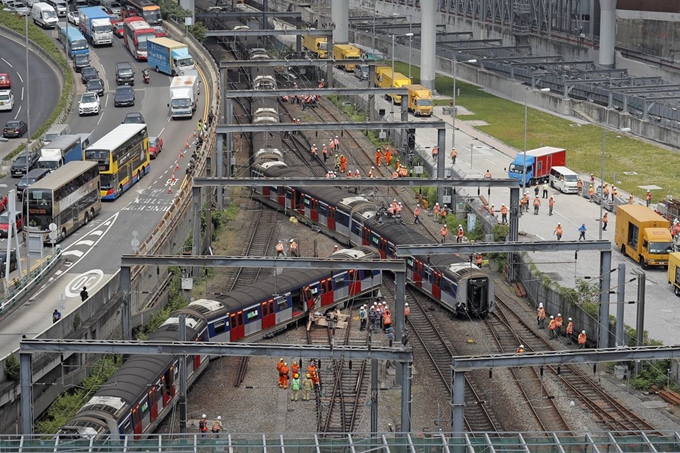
[374,66,393,86]
[377,70,412,104]
[407,84,433,116]
[615,204,673,268]
[332,44,361,71]
[302,34,327,58]
[668,252,680,295]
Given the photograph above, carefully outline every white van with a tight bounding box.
[31,2,57,28]
[44,0,66,16]
[549,166,580,194]
[43,123,71,144]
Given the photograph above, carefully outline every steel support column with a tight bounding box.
[507,186,520,282]
[192,186,202,257]
[395,271,405,344]
[598,0,617,67]
[451,369,465,436]
[217,133,224,209]
[436,128,446,205]
[419,0,436,89]
[371,358,378,433]
[121,264,131,341]
[400,360,411,433]
[226,98,234,177]
[598,250,612,348]
[634,270,646,375]
[368,64,376,121]
[178,314,187,433]
[331,0,348,43]
[616,263,626,347]
[20,353,33,435]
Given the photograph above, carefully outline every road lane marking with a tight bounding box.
[13,106,20,120]
[1,58,12,68]
[65,269,104,297]
[62,250,84,258]
[75,239,95,246]
[20,87,24,100]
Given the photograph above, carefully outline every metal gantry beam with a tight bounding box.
[196,11,302,19]
[215,121,446,133]
[20,339,412,361]
[121,255,405,271]
[226,88,408,98]
[219,58,370,69]
[206,29,330,37]
[395,240,611,255]
[192,177,520,188]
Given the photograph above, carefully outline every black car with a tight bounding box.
[86,78,105,97]
[81,66,99,84]
[3,120,27,138]
[73,54,90,73]
[10,150,39,177]
[114,86,135,107]
[122,112,145,124]
[17,167,51,196]
[0,250,17,278]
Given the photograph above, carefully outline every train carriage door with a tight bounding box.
[132,406,142,437]
[327,206,336,230]
[292,189,304,214]
[277,186,285,206]
[261,299,275,329]
[149,388,158,422]
[319,202,329,227]
[378,237,388,259]
[361,226,370,246]
[348,270,360,295]
[310,198,319,222]
[321,277,334,306]
[413,260,423,286]
[431,271,442,299]
[230,312,244,341]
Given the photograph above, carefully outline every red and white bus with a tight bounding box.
[123,17,156,60]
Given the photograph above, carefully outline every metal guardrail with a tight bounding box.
[0,247,62,314]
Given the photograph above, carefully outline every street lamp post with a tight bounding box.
[599,127,631,239]
[522,87,551,192]
[451,58,476,156]
[405,32,413,80]
[24,13,31,278]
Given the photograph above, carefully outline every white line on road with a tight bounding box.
[88,230,104,236]
[62,250,84,258]
[75,239,95,246]
[1,58,12,68]
[158,126,166,137]
[13,106,20,120]
[20,87,24,101]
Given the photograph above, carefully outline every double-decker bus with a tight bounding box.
[25,161,101,243]
[85,124,150,200]
[120,0,161,25]
[123,17,156,60]
[58,25,89,59]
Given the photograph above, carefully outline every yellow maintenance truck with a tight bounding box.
[378,71,412,104]
[615,204,673,268]
[332,44,361,71]
[668,252,680,295]
[302,34,327,58]
[374,66,393,86]
[407,84,433,116]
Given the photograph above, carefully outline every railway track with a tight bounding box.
[382,278,501,432]
[492,287,656,433]
[307,305,369,435]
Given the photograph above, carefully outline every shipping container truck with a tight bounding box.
[615,204,673,268]
[79,6,113,46]
[168,75,199,119]
[332,44,361,71]
[668,252,680,296]
[407,84,433,116]
[302,34,327,58]
[507,146,566,186]
[378,71,411,104]
[147,37,195,76]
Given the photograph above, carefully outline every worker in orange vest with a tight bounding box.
[279,362,290,389]
[578,330,587,349]
[433,203,440,218]
[404,303,410,319]
[322,144,328,162]
[548,196,555,216]
[516,344,525,354]
[440,225,448,243]
[601,213,608,231]
[628,193,634,205]
[533,196,541,215]
[440,206,447,223]
[375,148,382,167]
[565,318,574,345]
[307,360,320,387]
[414,204,421,224]
[384,149,392,166]
[484,170,492,179]
[501,204,508,223]
[276,358,284,385]
[291,361,300,377]
[456,225,464,243]
[536,303,546,329]
[547,315,557,339]
[431,145,439,161]
[554,313,563,336]
[588,184,594,201]
[289,239,299,257]
[577,178,583,196]
[475,253,483,267]
[339,155,347,173]
[383,308,391,330]
[489,204,495,216]
[450,147,457,164]
[646,190,652,207]
[368,167,374,178]
[275,241,285,257]
[554,223,563,240]
[310,144,317,156]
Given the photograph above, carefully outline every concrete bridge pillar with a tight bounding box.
[419,0,436,89]
[332,0,349,43]
[599,0,617,67]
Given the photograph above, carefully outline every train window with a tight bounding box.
[237,313,244,327]
[407,258,414,268]
[213,319,226,335]
[351,222,361,236]
[262,303,268,317]
[334,274,346,288]
[322,279,331,294]
[389,244,397,257]
[123,419,132,434]
[336,211,349,226]
[304,196,311,206]
[269,300,274,314]
[370,235,379,247]
[432,272,442,286]
[277,297,288,310]
[319,203,328,216]
[141,400,149,416]
[245,307,259,320]
[423,267,431,281]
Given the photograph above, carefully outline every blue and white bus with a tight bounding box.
[58,25,89,59]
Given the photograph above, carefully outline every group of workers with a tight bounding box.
[276,358,320,401]
[534,303,587,348]
[275,239,299,258]
[281,93,321,109]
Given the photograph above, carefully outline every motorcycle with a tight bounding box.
[142,69,150,84]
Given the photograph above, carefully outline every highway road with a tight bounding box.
[0,31,60,157]
[0,24,207,357]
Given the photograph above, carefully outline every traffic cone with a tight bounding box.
[175,161,180,170]
[168,185,172,194]
[193,129,197,137]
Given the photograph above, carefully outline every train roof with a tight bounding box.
[90,321,203,406]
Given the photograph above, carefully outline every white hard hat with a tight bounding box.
[202,414,207,418]
[582,330,586,334]
[557,313,561,316]
[313,144,316,146]
[519,345,524,348]
[371,166,374,169]
[217,416,221,420]
[539,303,543,307]
[568,318,572,321]
[550,315,554,319]
[405,303,408,306]
[458,224,462,227]
[491,204,494,207]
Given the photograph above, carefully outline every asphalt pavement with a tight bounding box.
[0,27,206,357]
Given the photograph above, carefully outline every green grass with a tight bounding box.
[389,61,680,200]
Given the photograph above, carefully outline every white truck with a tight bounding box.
[168,75,200,119]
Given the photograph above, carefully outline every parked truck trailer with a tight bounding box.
[507,146,566,186]
[615,204,673,268]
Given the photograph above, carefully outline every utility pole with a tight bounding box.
[634,270,646,375]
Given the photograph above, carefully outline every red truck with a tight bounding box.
[507,146,566,186]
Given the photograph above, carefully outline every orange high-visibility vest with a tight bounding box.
[578,333,587,345]
[566,322,573,335]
